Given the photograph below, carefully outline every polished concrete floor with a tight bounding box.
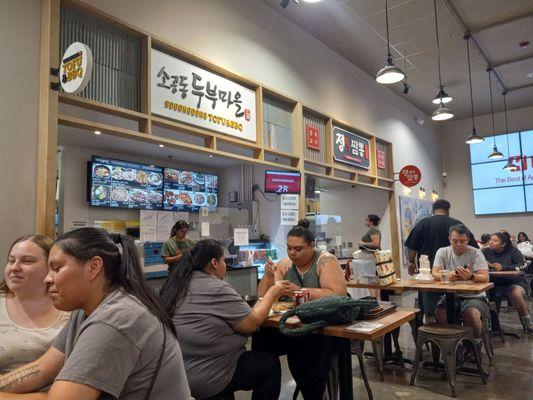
[236,296,533,400]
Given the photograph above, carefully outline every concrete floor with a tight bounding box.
[236,296,533,400]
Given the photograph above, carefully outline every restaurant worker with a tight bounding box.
[0,227,191,400]
[431,224,490,339]
[0,235,69,374]
[358,214,381,250]
[160,239,284,400]
[254,219,346,400]
[482,232,533,334]
[404,199,478,319]
[161,220,194,273]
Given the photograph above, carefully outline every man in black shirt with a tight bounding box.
[404,199,478,317]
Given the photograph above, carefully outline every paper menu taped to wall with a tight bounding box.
[157,211,174,227]
[201,222,210,237]
[156,225,171,242]
[140,225,157,242]
[233,228,249,246]
[280,209,298,226]
[140,210,157,226]
[173,212,189,223]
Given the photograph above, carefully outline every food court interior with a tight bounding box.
[1,0,533,399]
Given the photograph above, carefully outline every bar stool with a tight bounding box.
[410,324,487,398]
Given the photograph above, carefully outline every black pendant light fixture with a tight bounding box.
[431,0,453,120]
[502,93,516,171]
[464,35,485,144]
[376,0,405,84]
[487,69,503,159]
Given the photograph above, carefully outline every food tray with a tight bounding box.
[360,301,398,320]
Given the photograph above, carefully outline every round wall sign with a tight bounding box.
[60,42,93,94]
[399,165,422,187]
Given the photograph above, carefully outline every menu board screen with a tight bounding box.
[163,168,218,212]
[90,156,164,210]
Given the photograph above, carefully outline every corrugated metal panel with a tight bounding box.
[60,6,141,111]
[262,96,293,153]
[303,112,326,164]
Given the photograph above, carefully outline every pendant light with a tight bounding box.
[502,93,516,171]
[464,35,485,144]
[487,69,503,159]
[376,0,405,84]
[432,87,452,104]
[431,0,453,120]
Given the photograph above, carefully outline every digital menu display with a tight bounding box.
[163,168,218,212]
[264,170,301,194]
[90,156,164,210]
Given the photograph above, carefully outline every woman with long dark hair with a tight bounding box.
[0,228,191,399]
[161,220,195,273]
[255,219,346,400]
[160,239,283,400]
[483,231,532,334]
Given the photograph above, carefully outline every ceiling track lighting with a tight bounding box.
[376,0,405,84]
[431,0,453,121]
[502,93,516,171]
[487,69,503,159]
[464,35,485,145]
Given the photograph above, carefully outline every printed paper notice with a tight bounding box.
[201,222,210,237]
[280,194,299,210]
[173,212,189,223]
[234,228,249,246]
[281,209,298,226]
[140,226,157,242]
[140,210,157,226]
[345,322,384,333]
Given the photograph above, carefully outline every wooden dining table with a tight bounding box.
[263,309,416,400]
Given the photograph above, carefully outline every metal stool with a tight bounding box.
[410,324,487,398]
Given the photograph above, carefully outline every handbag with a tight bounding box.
[278,296,378,337]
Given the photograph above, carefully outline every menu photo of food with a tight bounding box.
[91,185,110,204]
[206,193,217,207]
[110,187,129,204]
[129,189,147,209]
[205,174,218,189]
[179,171,193,186]
[163,189,177,210]
[93,164,111,180]
[164,168,180,183]
[177,191,193,207]
[192,192,206,207]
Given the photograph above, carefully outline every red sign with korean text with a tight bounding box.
[306,124,320,150]
[399,165,421,187]
[377,150,386,170]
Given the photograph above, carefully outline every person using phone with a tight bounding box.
[431,224,489,339]
[161,220,195,273]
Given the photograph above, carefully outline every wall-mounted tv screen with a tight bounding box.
[89,156,164,210]
[163,168,218,212]
[264,170,301,194]
[470,130,533,215]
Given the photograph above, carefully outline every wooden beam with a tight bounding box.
[59,92,149,121]
[140,35,152,134]
[36,0,60,237]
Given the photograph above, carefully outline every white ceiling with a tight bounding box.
[261,0,533,120]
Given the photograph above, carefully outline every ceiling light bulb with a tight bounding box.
[488,145,504,159]
[432,89,452,104]
[94,130,102,135]
[503,159,516,171]
[158,144,164,148]
[376,58,405,84]
[432,105,454,121]
[465,128,485,144]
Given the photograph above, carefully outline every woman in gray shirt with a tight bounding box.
[160,239,284,400]
[0,227,191,400]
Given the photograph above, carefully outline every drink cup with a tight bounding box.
[441,271,449,284]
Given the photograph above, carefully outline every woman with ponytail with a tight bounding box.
[159,239,283,400]
[0,227,191,400]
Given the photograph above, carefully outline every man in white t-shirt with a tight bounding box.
[431,224,489,338]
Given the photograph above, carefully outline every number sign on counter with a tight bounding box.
[151,49,257,142]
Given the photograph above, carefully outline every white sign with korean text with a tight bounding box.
[280,194,299,210]
[151,49,257,142]
[281,209,298,226]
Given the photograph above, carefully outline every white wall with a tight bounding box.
[440,104,533,238]
[0,0,41,268]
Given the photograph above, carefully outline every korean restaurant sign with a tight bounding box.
[151,49,257,142]
[333,126,370,170]
[306,124,320,150]
[399,165,422,187]
[60,42,93,94]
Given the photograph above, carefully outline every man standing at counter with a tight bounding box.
[404,199,478,318]
[162,220,195,273]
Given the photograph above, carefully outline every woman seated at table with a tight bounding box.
[160,239,284,400]
[482,232,533,334]
[254,219,347,400]
[0,235,69,374]
[0,228,191,399]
